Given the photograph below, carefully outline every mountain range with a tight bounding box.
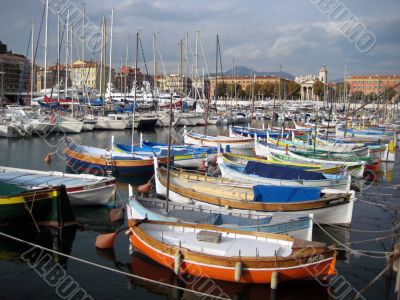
[210,66,295,80]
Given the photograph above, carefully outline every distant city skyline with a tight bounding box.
[1,0,399,80]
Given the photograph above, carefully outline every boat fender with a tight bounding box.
[138,182,152,194]
[174,251,182,275]
[234,261,242,282]
[271,271,279,289]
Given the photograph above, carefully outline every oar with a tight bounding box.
[95,218,148,249]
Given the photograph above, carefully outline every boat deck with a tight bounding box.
[171,175,253,201]
[0,171,101,187]
[143,224,292,257]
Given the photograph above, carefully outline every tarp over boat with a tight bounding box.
[253,185,321,203]
[0,182,27,197]
[167,210,272,226]
[244,161,326,180]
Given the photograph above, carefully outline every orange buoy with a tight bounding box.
[137,181,152,194]
[95,232,117,249]
[109,207,125,223]
[44,152,52,163]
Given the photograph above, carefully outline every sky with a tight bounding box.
[1,0,399,80]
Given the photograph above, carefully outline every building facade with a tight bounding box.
[156,74,192,95]
[295,65,328,101]
[114,66,149,93]
[209,75,291,100]
[0,53,32,100]
[346,75,400,98]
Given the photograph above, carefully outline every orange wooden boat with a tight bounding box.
[126,219,336,284]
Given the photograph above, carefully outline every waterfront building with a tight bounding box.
[209,75,290,100]
[156,74,192,95]
[0,42,32,102]
[346,74,400,99]
[296,65,328,101]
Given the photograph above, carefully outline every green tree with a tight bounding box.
[335,83,350,99]
[384,88,396,101]
[366,92,378,101]
[313,80,325,99]
[353,91,364,100]
[216,82,228,98]
[287,82,301,99]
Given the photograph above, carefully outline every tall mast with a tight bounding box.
[81,3,85,91]
[57,11,60,102]
[44,0,48,94]
[152,33,157,98]
[185,33,188,97]
[233,57,237,101]
[179,39,183,99]
[132,31,139,152]
[108,8,114,94]
[70,22,74,113]
[65,10,69,99]
[99,17,106,101]
[195,31,198,100]
[30,22,34,105]
[125,35,129,95]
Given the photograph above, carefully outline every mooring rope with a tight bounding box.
[318,220,400,233]
[0,231,230,300]
[312,218,393,258]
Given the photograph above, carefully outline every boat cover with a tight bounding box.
[167,210,272,226]
[253,185,321,203]
[244,161,326,180]
[0,182,28,197]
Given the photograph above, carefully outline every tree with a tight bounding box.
[287,82,300,99]
[335,83,350,100]
[366,92,378,101]
[216,82,228,98]
[313,80,325,99]
[353,91,364,100]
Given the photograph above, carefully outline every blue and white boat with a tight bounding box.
[217,156,351,191]
[127,192,313,241]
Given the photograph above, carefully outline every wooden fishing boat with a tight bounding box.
[128,195,313,240]
[114,139,217,168]
[0,182,76,228]
[316,135,396,163]
[266,133,368,156]
[255,140,365,178]
[126,219,337,284]
[184,129,253,150]
[222,152,345,175]
[153,158,355,225]
[64,141,167,177]
[217,156,351,191]
[0,166,116,206]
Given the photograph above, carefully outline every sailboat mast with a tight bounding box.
[195,31,198,100]
[185,33,188,97]
[165,93,174,213]
[44,0,48,94]
[108,8,114,95]
[131,31,139,152]
[57,11,60,102]
[81,3,85,92]
[65,10,69,100]
[31,22,34,106]
[152,33,157,99]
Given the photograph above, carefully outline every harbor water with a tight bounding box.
[0,125,399,300]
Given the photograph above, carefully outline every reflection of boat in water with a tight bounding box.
[313,224,351,263]
[119,251,333,300]
[0,226,77,266]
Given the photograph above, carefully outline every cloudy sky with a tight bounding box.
[1,0,399,80]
